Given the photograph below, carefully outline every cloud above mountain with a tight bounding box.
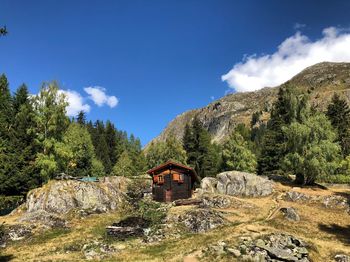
[221,27,350,92]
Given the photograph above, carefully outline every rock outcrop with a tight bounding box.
[170,209,227,233]
[25,176,129,215]
[200,177,218,194]
[284,191,350,212]
[203,233,310,261]
[18,176,130,226]
[216,171,274,197]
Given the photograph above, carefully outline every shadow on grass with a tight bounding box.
[0,255,14,262]
[318,223,350,245]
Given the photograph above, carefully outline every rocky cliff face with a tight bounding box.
[148,62,350,146]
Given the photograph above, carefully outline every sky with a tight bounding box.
[1,0,350,145]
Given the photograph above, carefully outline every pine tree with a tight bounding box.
[76,111,86,125]
[105,121,117,167]
[257,85,307,175]
[183,117,219,178]
[326,94,350,156]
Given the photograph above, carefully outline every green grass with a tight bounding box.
[26,228,71,245]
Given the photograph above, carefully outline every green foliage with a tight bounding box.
[326,94,350,156]
[258,85,308,175]
[59,123,95,176]
[282,113,341,185]
[183,118,221,178]
[32,82,69,181]
[145,135,187,168]
[112,150,135,177]
[0,195,24,215]
[137,199,167,226]
[221,131,257,173]
[91,158,106,177]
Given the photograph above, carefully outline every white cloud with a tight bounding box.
[221,27,350,92]
[84,86,119,108]
[59,90,91,117]
[294,23,306,30]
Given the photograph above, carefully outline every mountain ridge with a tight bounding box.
[147,62,350,147]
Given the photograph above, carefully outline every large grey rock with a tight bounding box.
[171,209,226,233]
[200,177,218,193]
[24,176,129,215]
[216,171,274,197]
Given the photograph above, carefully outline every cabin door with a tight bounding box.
[165,190,172,202]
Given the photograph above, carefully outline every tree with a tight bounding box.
[221,131,257,173]
[91,158,106,177]
[112,150,135,177]
[145,135,187,168]
[282,112,340,185]
[258,85,307,175]
[105,121,117,167]
[76,110,86,125]
[326,94,350,156]
[32,82,69,181]
[183,117,220,178]
[57,123,95,177]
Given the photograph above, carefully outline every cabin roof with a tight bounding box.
[147,160,200,183]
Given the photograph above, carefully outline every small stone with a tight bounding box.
[226,248,241,257]
[280,207,300,222]
[255,239,265,247]
[335,254,350,262]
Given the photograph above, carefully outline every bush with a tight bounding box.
[0,196,24,216]
[317,174,350,184]
[137,199,167,227]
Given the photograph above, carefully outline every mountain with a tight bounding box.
[147,62,350,146]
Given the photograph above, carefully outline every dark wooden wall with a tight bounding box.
[152,171,192,202]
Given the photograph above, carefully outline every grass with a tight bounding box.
[0,183,349,261]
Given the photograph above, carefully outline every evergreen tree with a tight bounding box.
[326,94,350,156]
[105,121,117,167]
[221,131,257,173]
[76,110,86,125]
[257,85,307,175]
[112,150,134,177]
[183,117,219,178]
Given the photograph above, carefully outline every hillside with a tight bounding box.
[0,176,349,261]
[149,62,350,145]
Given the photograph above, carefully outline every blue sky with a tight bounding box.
[1,0,350,145]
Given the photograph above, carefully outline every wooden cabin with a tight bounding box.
[147,161,200,202]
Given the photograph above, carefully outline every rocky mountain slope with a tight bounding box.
[149,62,350,145]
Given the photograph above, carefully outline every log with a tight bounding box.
[106,226,143,239]
[174,198,202,206]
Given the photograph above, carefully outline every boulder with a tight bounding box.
[216,171,274,197]
[171,209,227,233]
[25,176,129,215]
[280,207,300,222]
[200,177,218,194]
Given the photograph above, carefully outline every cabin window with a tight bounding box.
[178,174,184,183]
[158,175,164,184]
[172,173,180,181]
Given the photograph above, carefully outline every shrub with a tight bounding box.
[0,196,24,215]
